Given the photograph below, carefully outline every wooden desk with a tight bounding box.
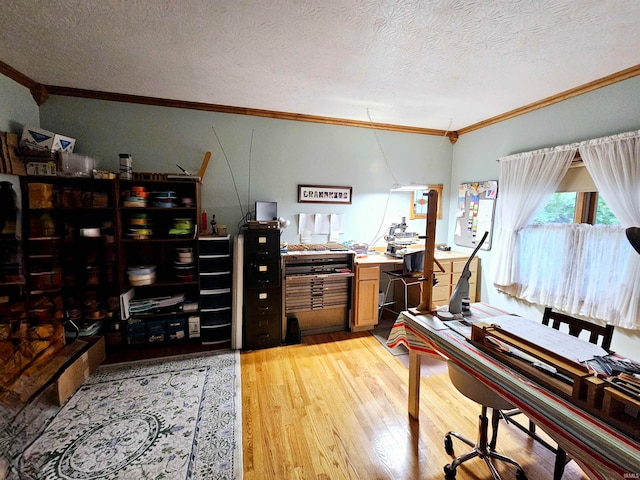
[387,305,640,479]
[351,250,477,331]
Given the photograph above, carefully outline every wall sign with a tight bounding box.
[453,181,497,250]
[298,184,352,204]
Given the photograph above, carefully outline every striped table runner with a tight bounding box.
[386,304,640,480]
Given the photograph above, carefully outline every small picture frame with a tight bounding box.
[298,184,352,204]
[409,184,443,220]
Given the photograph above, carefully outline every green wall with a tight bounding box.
[37,96,453,245]
[451,75,640,352]
[0,74,39,133]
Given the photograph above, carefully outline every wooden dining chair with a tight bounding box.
[502,307,614,480]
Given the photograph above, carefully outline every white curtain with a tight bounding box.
[516,223,630,322]
[579,130,640,329]
[491,145,578,291]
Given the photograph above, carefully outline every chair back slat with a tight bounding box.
[542,307,614,352]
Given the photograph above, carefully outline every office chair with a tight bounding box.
[501,307,614,480]
[444,361,528,480]
[378,249,429,320]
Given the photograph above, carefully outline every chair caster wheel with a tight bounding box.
[516,468,528,480]
[444,434,454,455]
[444,464,456,479]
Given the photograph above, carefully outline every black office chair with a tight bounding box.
[444,361,528,480]
[378,249,431,319]
[501,307,614,480]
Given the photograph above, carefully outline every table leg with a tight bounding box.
[408,350,421,419]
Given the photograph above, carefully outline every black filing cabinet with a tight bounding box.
[198,235,232,346]
[243,228,281,349]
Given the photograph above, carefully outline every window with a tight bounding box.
[409,184,443,220]
[531,160,620,225]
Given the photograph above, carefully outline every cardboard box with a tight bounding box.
[20,125,54,151]
[52,134,75,153]
[27,162,56,177]
[53,336,106,405]
[20,125,75,153]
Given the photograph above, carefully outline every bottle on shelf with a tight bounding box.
[201,210,208,234]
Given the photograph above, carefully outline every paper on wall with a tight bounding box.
[314,214,331,234]
[330,214,343,242]
[476,199,493,239]
[299,213,315,235]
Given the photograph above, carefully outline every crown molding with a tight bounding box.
[458,64,640,135]
[2,59,639,140]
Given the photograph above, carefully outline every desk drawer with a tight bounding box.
[357,265,380,281]
[432,284,451,303]
[453,258,477,273]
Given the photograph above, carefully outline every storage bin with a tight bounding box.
[60,153,95,177]
[167,317,186,340]
[199,288,232,309]
[146,318,166,334]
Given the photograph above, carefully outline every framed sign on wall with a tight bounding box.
[298,184,352,204]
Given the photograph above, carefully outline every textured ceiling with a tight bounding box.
[1,0,640,131]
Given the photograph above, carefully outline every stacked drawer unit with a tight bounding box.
[243,228,281,349]
[283,252,354,335]
[198,235,232,346]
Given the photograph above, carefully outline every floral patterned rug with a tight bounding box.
[16,350,242,480]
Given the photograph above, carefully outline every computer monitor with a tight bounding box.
[255,201,277,221]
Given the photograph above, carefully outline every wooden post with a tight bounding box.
[412,189,438,313]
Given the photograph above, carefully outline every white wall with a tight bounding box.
[450,76,640,357]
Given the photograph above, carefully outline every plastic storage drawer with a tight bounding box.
[199,254,231,272]
[200,323,232,344]
[199,236,230,255]
[200,288,232,309]
[200,307,232,326]
[200,271,231,290]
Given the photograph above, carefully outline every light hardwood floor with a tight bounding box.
[241,330,589,480]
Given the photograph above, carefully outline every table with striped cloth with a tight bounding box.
[386,304,640,480]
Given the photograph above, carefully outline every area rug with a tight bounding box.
[17,350,242,480]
